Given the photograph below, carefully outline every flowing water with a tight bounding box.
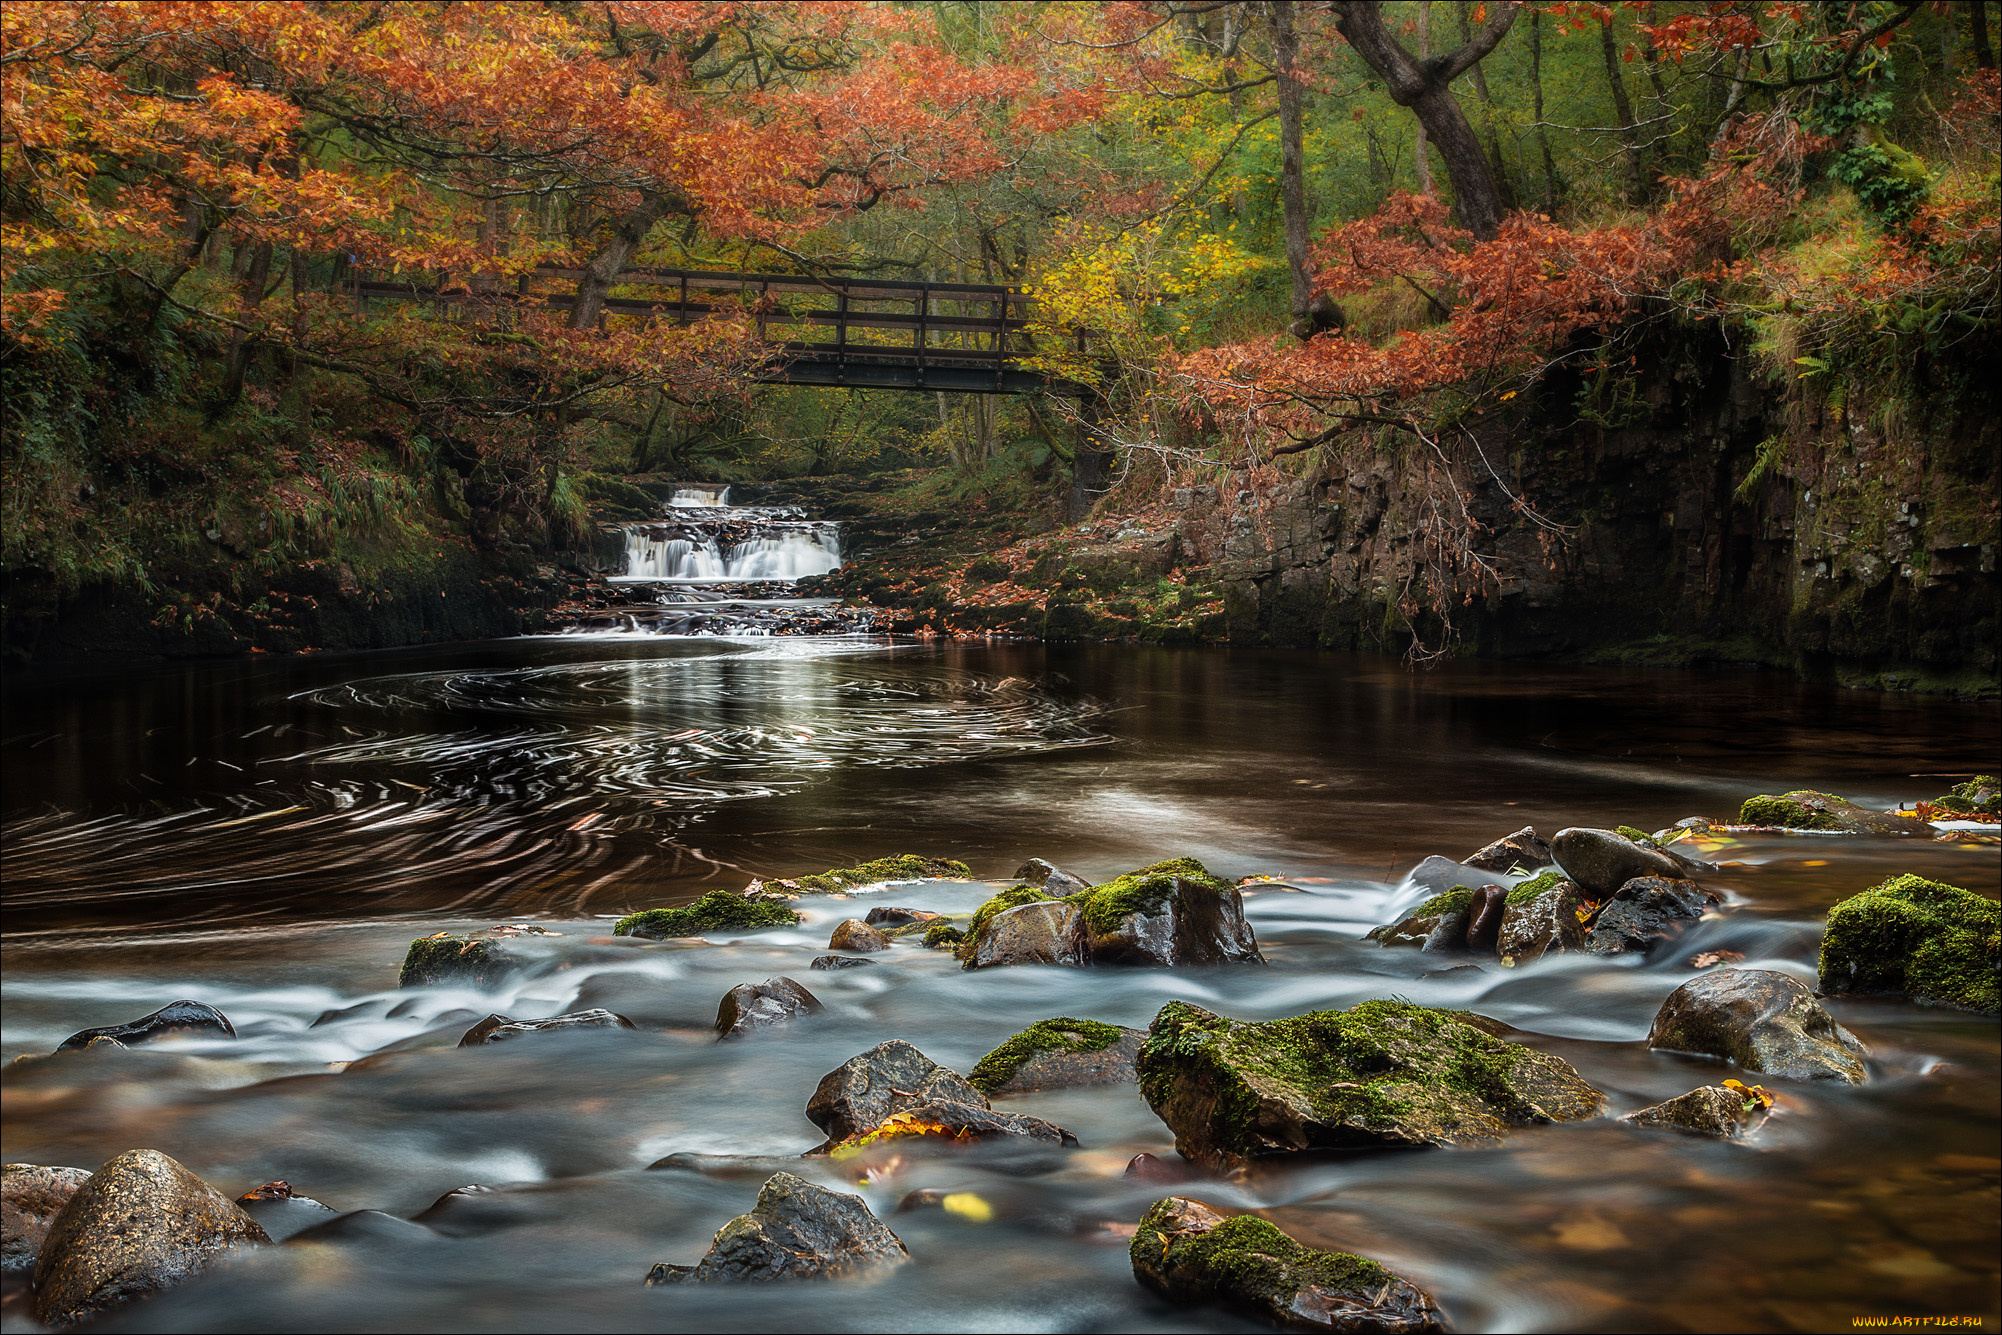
[2,638,1997,1333]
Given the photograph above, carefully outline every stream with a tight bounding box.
[2,638,1997,1332]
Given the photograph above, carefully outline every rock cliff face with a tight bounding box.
[1196,330,1997,690]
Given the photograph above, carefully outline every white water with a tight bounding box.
[617,527,841,582]
[668,484,730,508]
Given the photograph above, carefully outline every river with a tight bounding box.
[2,636,1997,1332]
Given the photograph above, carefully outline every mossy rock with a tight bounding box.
[921,921,966,950]
[1366,887,1474,952]
[964,885,1052,942]
[1135,999,1602,1168]
[756,855,972,897]
[397,934,522,989]
[614,891,802,940]
[1739,796,1843,831]
[1130,1197,1444,1333]
[1819,874,2000,1014]
[1931,775,2000,816]
[967,1018,1143,1095]
[1065,858,1262,966]
[1737,791,1930,836]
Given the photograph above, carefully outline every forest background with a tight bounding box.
[2,0,1996,678]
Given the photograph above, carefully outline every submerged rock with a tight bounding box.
[1551,828,1689,896]
[828,919,892,953]
[746,855,972,898]
[967,1018,1146,1095]
[1737,791,1931,836]
[804,1040,1073,1152]
[1367,888,1473,953]
[56,1001,235,1052]
[2,1165,91,1274]
[32,1149,269,1327]
[614,891,802,940]
[234,1182,339,1243]
[457,1013,515,1046]
[473,1009,637,1044]
[1071,859,1263,966]
[809,955,875,971]
[1582,877,1720,956]
[861,906,940,929]
[1647,969,1868,1083]
[1818,874,1999,1014]
[397,934,523,989]
[715,978,824,1039]
[1463,827,1553,874]
[1015,857,1093,896]
[1130,1197,1445,1334]
[1620,1084,1773,1139]
[966,899,1089,969]
[1495,873,1594,964]
[1136,1000,1602,1169]
[645,1172,906,1284]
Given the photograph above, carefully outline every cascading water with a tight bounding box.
[616,527,842,582]
[668,483,731,508]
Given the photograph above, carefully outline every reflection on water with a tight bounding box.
[2,641,1997,1333]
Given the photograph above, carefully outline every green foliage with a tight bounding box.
[1819,874,1999,1013]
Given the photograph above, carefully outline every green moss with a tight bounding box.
[613,890,802,940]
[1820,874,1999,1013]
[782,854,972,894]
[1057,857,1235,935]
[922,921,966,950]
[397,934,515,988]
[1504,871,1567,906]
[1615,826,1652,845]
[1740,796,1843,830]
[967,1017,1125,1094]
[1932,775,2000,816]
[966,885,1051,939]
[1130,1203,1392,1307]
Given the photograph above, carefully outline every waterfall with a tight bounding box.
[669,484,731,508]
[616,525,840,583]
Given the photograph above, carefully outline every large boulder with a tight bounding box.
[1015,857,1092,896]
[827,919,891,952]
[56,1001,236,1052]
[1463,827,1553,874]
[966,899,1089,969]
[2,1165,91,1274]
[397,934,524,988]
[1367,888,1473,953]
[645,1172,906,1284]
[715,978,824,1039]
[1550,828,1688,896]
[1135,1001,1602,1169]
[1071,859,1263,966]
[1737,791,1931,835]
[1130,1197,1444,1334]
[472,1009,637,1044]
[1818,874,1999,1014]
[1620,1084,1773,1140]
[1495,874,1594,964]
[804,1041,1073,1152]
[32,1149,269,1327]
[614,891,801,940]
[967,1018,1146,1095]
[745,855,971,898]
[1581,877,1720,956]
[1647,969,1869,1083]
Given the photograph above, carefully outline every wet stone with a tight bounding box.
[1074,861,1264,967]
[32,1149,269,1327]
[1131,1197,1445,1334]
[1015,857,1093,896]
[1551,828,1689,896]
[1463,884,1507,954]
[826,1099,1078,1153]
[1621,1084,1772,1139]
[809,955,875,970]
[1738,790,1932,835]
[1464,826,1553,874]
[861,906,940,929]
[966,899,1089,969]
[1369,888,1473,953]
[397,934,523,989]
[56,1000,235,1052]
[715,977,823,1039]
[1136,1000,1603,1169]
[235,1183,339,1243]
[2,1165,91,1275]
[473,1009,637,1044]
[805,1040,991,1146]
[457,1013,515,1046]
[1496,875,1593,964]
[645,1172,907,1284]
[1647,969,1869,1084]
[1582,877,1720,956]
[828,919,891,952]
[967,1018,1146,1096]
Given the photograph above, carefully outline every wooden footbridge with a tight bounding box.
[350,265,1094,395]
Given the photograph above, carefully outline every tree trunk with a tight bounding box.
[1332,0,1518,241]
[1271,0,1314,319]
[1599,17,1646,202]
[1973,1,1995,70]
[1457,0,1514,208]
[1412,2,1434,196]
[218,242,274,413]
[1531,8,1559,214]
[1068,394,1112,520]
[569,191,673,330]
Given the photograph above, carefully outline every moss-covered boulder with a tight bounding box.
[747,855,972,898]
[921,921,966,950]
[965,899,1088,969]
[397,934,523,989]
[1737,791,1930,836]
[1130,1197,1444,1333]
[614,891,802,940]
[1647,969,1868,1083]
[1818,875,1999,1013]
[1069,858,1263,966]
[1929,775,1999,816]
[1366,888,1474,952]
[967,1018,1145,1095]
[1495,873,1593,964]
[1135,1000,1602,1169]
